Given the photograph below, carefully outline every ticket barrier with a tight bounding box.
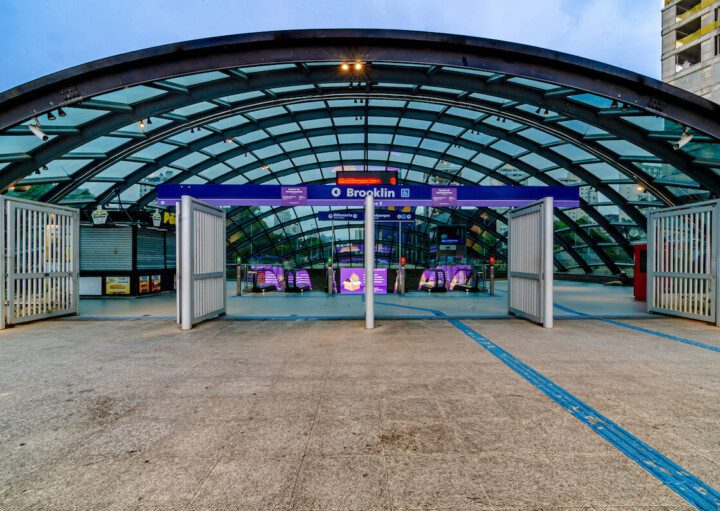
[252,269,279,293]
[285,269,312,293]
[325,264,338,294]
[419,268,447,293]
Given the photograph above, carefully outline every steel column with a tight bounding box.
[365,195,375,330]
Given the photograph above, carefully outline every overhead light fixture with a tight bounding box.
[621,103,630,111]
[340,62,350,71]
[138,119,146,129]
[57,107,66,117]
[42,165,48,170]
[610,99,619,109]
[673,127,693,150]
[47,111,56,121]
[543,108,549,116]
[262,164,270,170]
[28,119,49,141]
[146,118,152,125]
[535,106,542,114]
[354,61,363,71]
[636,184,645,192]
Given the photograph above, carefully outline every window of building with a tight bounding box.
[676,0,701,18]
[716,34,720,56]
[675,44,702,71]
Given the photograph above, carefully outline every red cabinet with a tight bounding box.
[634,243,647,301]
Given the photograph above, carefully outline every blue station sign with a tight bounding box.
[157,184,580,208]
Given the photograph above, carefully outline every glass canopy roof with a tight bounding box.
[1,31,719,275]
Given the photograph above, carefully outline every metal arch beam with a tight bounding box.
[8,66,707,203]
[145,124,637,263]
[2,29,718,139]
[223,176,605,273]
[55,83,682,211]
[108,104,653,233]
[94,103,657,227]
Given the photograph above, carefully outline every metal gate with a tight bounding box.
[507,197,554,328]
[0,196,79,328]
[177,195,226,330]
[647,199,719,325]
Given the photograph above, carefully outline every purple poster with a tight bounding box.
[431,187,458,207]
[280,186,308,206]
[339,268,387,294]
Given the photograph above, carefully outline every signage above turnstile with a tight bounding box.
[157,184,580,208]
[317,210,415,222]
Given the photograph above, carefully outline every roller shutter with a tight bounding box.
[137,229,166,269]
[80,226,132,271]
[165,232,176,269]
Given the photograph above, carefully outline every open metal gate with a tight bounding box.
[0,196,79,328]
[647,199,719,325]
[177,195,226,330]
[507,197,554,328]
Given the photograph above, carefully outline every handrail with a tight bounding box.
[676,20,720,47]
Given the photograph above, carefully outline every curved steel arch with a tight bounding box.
[90,96,675,217]
[1,34,719,196]
[2,29,719,135]
[26,73,702,206]
[1,29,719,276]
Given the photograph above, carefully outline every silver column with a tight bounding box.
[364,195,375,329]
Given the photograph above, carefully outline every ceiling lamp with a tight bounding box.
[340,62,350,71]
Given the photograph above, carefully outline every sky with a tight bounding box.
[0,0,662,93]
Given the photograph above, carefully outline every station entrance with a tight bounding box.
[163,184,570,330]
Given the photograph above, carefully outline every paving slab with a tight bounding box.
[0,317,717,510]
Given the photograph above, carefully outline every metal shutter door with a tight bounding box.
[137,229,165,269]
[80,227,133,271]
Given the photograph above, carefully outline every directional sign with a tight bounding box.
[317,211,416,222]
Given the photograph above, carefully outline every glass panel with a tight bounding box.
[170,101,218,117]
[91,85,167,105]
[163,71,228,86]
[95,161,145,179]
[69,136,131,155]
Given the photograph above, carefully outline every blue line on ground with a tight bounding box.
[449,319,720,510]
[555,304,720,354]
[373,299,446,317]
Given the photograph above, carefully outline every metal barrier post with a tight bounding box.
[327,263,335,295]
[542,196,554,329]
[365,195,375,330]
[236,263,242,296]
[489,259,495,296]
[180,196,193,331]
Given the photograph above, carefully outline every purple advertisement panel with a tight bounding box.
[339,268,388,294]
[252,265,285,290]
[432,187,458,207]
[290,270,312,290]
[280,186,308,206]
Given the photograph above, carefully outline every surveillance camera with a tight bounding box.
[28,123,49,142]
[673,132,693,150]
